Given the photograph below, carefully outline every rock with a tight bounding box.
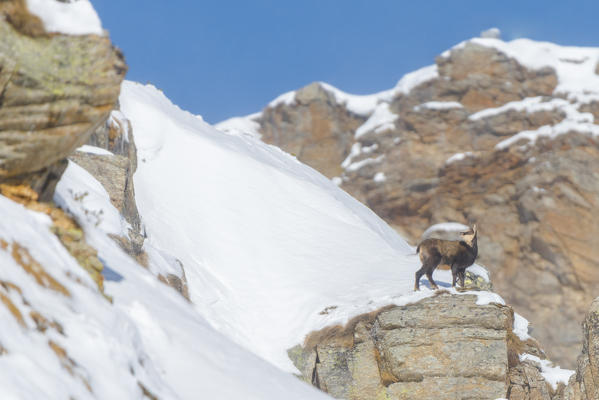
[260,82,367,178]
[508,360,553,400]
[0,158,68,202]
[290,293,517,400]
[562,298,599,400]
[69,151,140,232]
[0,1,126,197]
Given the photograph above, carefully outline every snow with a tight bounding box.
[25,0,103,36]
[56,161,124,235]
[480,28,501,39]
[496,117,599,149]
[341,143,382,172]
[414,101,463,112]
[473,291,505,306]
[513,313,531,341]
[53,158,330,399]
[215,112,263,139]
[76,145,114,156]
[268,90,297,108]
[390,65,439,97]
[422,222,470,238]
[0,193,170,399]
[355,103,398,138]
[520,354,574,390]
[120,80,490,374]
[373,172,386,183]
[446,151,474,164]
[466,96,598,150]
[318,82,389,116]
[469,97,574,121]
[345,155,384,172]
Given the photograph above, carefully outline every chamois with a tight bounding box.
[414,224,478,291]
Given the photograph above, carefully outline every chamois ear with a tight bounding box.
[472,224,477,234]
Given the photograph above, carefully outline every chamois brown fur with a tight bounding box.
[414,224,478,291]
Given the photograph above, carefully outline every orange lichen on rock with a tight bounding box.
[11,243,70,297]
[48,340,92,392]
[0,183,39,203]
[0,291,25,327]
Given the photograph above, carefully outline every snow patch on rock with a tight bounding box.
[25,0,103,35]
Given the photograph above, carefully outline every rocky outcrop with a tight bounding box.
[563,298,599,400]
[70,110,145,264]
[0,1,126,199]
[260,82,367,178]
[73,109,191,301]
[290,291,565,400]
[226,38,599,367]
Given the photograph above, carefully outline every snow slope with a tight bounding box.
[121,81,488,373]
[52,162,330,399]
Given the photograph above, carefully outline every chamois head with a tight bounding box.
[459,224,477,246]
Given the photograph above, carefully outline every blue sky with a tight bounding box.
[95,1,599,123]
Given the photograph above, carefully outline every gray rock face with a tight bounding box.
[290,293,517,400]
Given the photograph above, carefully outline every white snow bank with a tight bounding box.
[469,97,599,149]
[56,161,124,235]
[55,160,330,400]
[520,354,574,390]
[414,101,463,112]
[268,90,297,108]
[76,145,114,156]
[513,313,531,340]
[355,102,398,138]
[374,172,386,183]
[469,97,574,121]
[495,115,598,150]
[341,142,384,172]
[446,151,474,164]
[319,82,390,116]
[215,112,263,139]
[121,81,475,373]
[25,0,103,36]
[389,65,439,97]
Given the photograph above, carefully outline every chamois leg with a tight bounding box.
[451,263,458,288]
[458,270,466,288]
[414,266,426,291]
[425,269,439,290]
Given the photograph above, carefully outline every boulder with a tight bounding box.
[290,293,515,400]
[0,1,126,197]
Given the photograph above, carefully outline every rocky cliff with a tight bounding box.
[218,35,599,367]
[289,286,599,400]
